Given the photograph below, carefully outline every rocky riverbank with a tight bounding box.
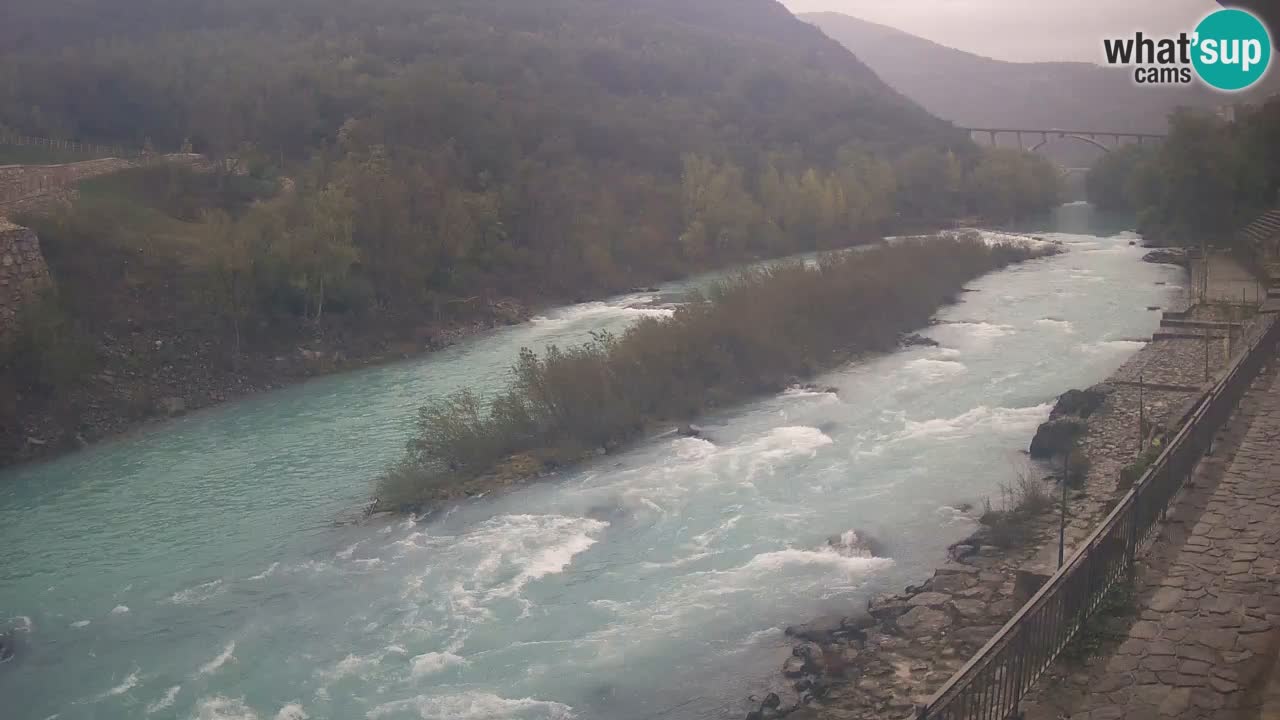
[747,273,1268,719]
[1,301,531,469]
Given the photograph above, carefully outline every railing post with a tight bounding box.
[1126,493,1139,575]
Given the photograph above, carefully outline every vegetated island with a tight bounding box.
[373,233,1059,513]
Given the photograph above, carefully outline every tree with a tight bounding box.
[1129,110,1243,246]
[279,183,359,322]
[679,154,759,260]
[197,209,260,362]
[966,149,1061,223]
[893,147,962,221]
[1085,145,1152,212]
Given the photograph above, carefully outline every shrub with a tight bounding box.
[980,470,1056,548]
[1117,442,1163,493]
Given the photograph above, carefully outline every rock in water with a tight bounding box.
[826,529,886,558]
[1142,248,1188,266]
[677,423,703,438]
[784,615,844,644]
[1028,384,1110,458]
[1028,417,1086,459]
[1049,386,1108,420]
[900,333,940,348]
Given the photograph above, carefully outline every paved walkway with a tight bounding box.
[1192,253,1267,306]
[1025,362,1280,720]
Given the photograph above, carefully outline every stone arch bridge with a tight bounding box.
[963,127,1167,154]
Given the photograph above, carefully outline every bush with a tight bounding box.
[980,470,1056,548]
[1117,442,1163,493]
[379,234,1056,508]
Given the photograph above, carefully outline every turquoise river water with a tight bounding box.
[1,205,1185,720]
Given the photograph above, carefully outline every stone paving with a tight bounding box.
[1024,363,1280,720]
[1192,254,1269,307]
[1111,337,1230,389]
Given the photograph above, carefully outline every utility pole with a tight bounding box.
[1059,451,1069,568]
[1138,372,1145,453]
[1198,330,1208,384]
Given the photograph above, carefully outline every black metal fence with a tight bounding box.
[918,312,1280,720]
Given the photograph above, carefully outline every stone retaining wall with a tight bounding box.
[0,158,138,206]
[0,220,51,336]
[0,154,207,210]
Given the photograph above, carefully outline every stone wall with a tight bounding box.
[0,158,139,206]
[0,219,51,336]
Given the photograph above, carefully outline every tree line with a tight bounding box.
[1086,99,1280,245]
[1,0,1063,337]
[1,0,1062,459]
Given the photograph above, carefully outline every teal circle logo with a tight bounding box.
[1192,9,1272,91]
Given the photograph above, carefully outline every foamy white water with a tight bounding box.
[0,206,1184,719]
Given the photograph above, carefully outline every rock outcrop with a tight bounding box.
[1029,384,1111,459]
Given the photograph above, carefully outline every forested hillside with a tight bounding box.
[2,0,977,295]
[1086,100,1280,246]
[0,0,1062,462]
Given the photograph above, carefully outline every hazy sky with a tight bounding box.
[780,0,1223,63]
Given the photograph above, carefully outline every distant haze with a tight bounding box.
[780,0,1221,63]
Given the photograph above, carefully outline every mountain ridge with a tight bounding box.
[801,10,1257,137]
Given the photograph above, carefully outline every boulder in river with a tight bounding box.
[1028,417,1086,459]
[825,529,886,558]
[784,615,844,644]
[1028,384,1109,459]
[900,333,940,348]
[0,630,14,663]
[1142,248,1189,266]
[1049,386,1108,420]
[677,423,703,438]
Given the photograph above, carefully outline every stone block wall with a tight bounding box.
[0,158,140,205]
[0,220,52,336]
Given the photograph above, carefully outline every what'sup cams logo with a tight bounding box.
[1103,8,1272,91]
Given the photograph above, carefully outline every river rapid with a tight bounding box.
[1,205,1185,720]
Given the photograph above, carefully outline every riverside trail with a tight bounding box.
[0,204,1185,720]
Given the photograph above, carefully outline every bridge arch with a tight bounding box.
[1028,134,1113,154]
[961,128,1166,156]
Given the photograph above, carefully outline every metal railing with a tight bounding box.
[0,132,141,159]
[918,311,1280,720]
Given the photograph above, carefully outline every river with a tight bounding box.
[0,204,1185,720]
